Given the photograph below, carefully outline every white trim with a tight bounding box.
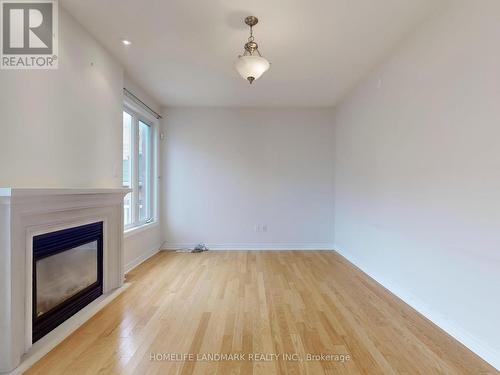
[124,221,159,239]
[162,243,335,251]
[334,245,500,371]
[7,284,130,375]
[0,188,130,197]
[123,96,158,124]
[124,243,162,274]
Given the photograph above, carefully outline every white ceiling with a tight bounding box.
[60,0,444,108]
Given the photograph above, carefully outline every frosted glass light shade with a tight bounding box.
[235,55,270,83]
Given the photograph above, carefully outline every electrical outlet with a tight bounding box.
[254,224,268,233]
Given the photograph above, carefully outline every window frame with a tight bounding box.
[123,98,159,232]
[122,110,133,227]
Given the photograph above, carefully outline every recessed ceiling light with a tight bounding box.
[122,40,131,46]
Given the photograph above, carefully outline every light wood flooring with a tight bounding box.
[26,251,497,374]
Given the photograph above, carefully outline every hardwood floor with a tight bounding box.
[26,251,496,375]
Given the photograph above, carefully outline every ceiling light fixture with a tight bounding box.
[122,40,131,46]
[234,16,270,84]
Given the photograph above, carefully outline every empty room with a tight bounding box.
[0,0,499,374]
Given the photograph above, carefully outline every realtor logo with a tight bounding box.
[1,0,58,69]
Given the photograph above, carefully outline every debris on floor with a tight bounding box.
[176,243,209,253]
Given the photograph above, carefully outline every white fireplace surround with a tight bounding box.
[0,188,130,373]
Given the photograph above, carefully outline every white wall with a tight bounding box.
[0,8,123,188]
[161,107,335,249]
[0,8,162,272]
[124,223,162,272]
[332,0,500,368]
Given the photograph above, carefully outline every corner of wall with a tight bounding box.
[334,245,500,371]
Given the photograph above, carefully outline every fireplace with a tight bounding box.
[32,222,104,342]
[0,188,128,372]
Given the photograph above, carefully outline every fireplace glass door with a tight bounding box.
[32,222,103,342]
[36,241,98,317]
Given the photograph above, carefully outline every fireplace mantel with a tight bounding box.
[0,188,130,373]
[1,187,130,196]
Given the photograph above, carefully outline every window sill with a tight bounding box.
[124,221,159,238]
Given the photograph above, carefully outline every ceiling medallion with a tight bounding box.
[234,16,270,84]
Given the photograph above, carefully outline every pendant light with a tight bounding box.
[234,16,270,84]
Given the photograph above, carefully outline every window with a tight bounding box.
[123,106,156,229]
[123,112,133,225]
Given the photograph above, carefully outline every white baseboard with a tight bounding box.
[335,245,500,371]
[162,243,335,251]
[124,243,162,274]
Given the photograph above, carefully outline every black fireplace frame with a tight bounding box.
[32,222,104,342]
